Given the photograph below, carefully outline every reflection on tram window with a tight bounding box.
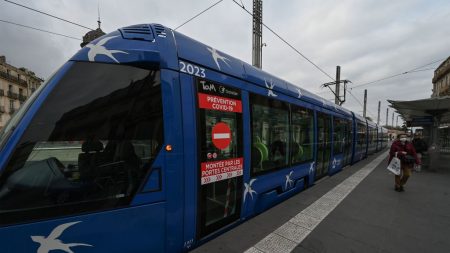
[333,118,347,155]
[0,62,163,226]
[202,110,241,226]
[291,105,314,164]
[343,120,353,165]
[251,94,289,174]
[357,123,367,153]
[316,113,331,179]
[197,80,243,236]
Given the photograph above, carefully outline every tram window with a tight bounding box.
[291,105,313,164]
[196,79,243,235]
[369,128,374,148]
[251,94,289,174]
[200,109,242,227]
[357,123,367,152]
[372,129,377,148]
[333,118,346,154]
[0,62,163,226]
[316,113,332,177]
[201,111,241,161]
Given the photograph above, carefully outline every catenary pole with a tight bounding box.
[363,89,367,118]
[386,108,389,126]
[377,101,381,125]
[335,66,341,105]
[392,112,395,127]
[252,0,263,68]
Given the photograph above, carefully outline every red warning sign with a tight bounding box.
[198,93,242,113]
[212,122,232,150]
[201,157,243,185]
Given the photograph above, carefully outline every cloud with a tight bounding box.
[0,0,449,126]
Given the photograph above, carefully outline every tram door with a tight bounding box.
[343,120,353,165]
[196,79,243,238]
[316,113,332,179]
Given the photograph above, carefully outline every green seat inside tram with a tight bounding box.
[253,137,269,171]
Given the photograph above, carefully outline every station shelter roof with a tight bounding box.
[388,96,450,125]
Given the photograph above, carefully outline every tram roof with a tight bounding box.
[70,23,363,119]
[172,29,353,117]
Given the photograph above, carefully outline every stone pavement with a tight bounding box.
[192,151,450,253]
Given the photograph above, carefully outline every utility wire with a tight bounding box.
[174,0,224,30]
[231,0,335,82]
[0,19,81,40]
[350,58,445,89]
[232,0,375,118]
[317,61,442,96]
[406,58,445,72]
[4,0,95,30]
[407,68,435,73]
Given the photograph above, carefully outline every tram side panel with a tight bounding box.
[242,86,311,216]
[0,62,180,252]
[329,115,352,174]
[352,115,368,163]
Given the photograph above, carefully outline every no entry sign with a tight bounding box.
[212,122,232,150]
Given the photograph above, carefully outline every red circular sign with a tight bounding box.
[212,122,232,150]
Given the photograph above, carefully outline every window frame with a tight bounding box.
[333,117,347,155]
[290,104,314,165]
[0,62,163,226]
[250,93,290,176]
[194,77,244,238]
[357,122,367,153]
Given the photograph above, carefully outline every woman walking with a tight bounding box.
[388,133,421,192]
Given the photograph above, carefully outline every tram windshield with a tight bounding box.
[0,62,163,225]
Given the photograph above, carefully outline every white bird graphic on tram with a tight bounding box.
[285,171,294,190]
[86,36,128,63]
[332,158,339,169]
[207,47,231,70]
[243,178,257,203]
[309,161,316,176]
[31,221,92,253]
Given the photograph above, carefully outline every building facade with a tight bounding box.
[432,56,450,97]
[80,20,105,48]
[0,55,43,129]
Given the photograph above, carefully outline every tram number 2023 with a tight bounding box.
[179,61,206,78]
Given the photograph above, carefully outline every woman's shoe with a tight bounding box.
[395,186,401,192]
[399,186,405,192]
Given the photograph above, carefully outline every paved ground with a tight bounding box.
[192,151,450,253]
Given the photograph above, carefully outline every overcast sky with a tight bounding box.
[1,0,449,125]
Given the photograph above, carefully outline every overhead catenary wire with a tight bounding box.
[4,0,95,30]
[350,58,446,90]
[407,68,435,73]
[174,0,224,30]
[317,61,443,96]
[0,19,81,40]
[231,0,335,82]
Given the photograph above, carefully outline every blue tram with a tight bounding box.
[0,24,387,252]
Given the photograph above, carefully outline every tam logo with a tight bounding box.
[201,81,216,92]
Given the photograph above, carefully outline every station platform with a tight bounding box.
[191,150,450,253]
